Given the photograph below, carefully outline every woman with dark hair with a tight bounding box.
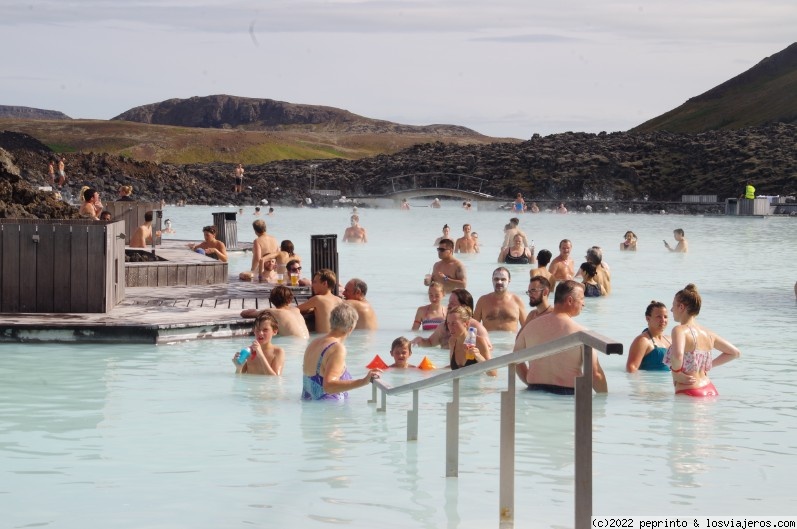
[301,303,381,401]
[664,284,740,396]
[626,301,671,372]
[275,239,300,274]
[433,224,451,246]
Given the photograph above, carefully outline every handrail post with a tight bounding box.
[407,389,419,441]
[446,378,460,477]
[499,363,517,523]
[574,346,593,529]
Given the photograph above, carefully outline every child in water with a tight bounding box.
[232,311,285,375]
[389,337,416,368]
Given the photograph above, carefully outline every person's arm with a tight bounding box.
[297,297,318,314]
[215,242,228,263]
[473,298,485,324]
[626,335,652,373]
[592,355,608,393]
[447,263,467,289]
[473,335,496,376]
[711,333,741,367]
[322,344,380,394]
[454,239,462,253]
[515,296,527,329]
[512,333,528,382]
[362,229,368,243]
[497,248,508,263]
[412,306,425,331]
[251,241,263,273]
[411,324,443,347]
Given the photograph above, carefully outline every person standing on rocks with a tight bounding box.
[234,163,244,194]
[57,157,66,187]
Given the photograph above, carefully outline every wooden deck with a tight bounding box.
[0,246,312,344]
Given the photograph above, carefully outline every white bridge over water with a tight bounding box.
[350,173,502,205]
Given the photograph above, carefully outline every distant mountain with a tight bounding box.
[113,94,482,136]
[0,105,71,120]
[632,42,797,133]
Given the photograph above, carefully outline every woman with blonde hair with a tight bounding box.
[446,305,494,375]
[117,185,134,201]
[664,284,740,396]
[412,281,447,331]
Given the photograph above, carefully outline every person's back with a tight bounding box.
[268,307,309,339]
[346,299,378,330]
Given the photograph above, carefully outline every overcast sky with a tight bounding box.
[1,1,795,138]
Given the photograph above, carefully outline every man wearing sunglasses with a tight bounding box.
[424,239,466,293]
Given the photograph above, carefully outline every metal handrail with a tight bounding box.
[368,329,622,529]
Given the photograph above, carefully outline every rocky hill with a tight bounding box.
[113,94,482,137]
[0,105,71,120]
[3,125,795,218]
[633,42,797,133]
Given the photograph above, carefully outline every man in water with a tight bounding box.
[473,267,526,332]
[188,226,228,262]
[454,223,477,253]
[514,280,608,395]
[425,239,467,293]
[664,228,689,253]
[241,219,279,280]
[343,214,368,243]
[548,239,574,292]
[518,275,553,334]
[501,217,530,249]
[130,210,159,248]
[240,286,309,339]
[298,268,343,333]
[342,278,378,330]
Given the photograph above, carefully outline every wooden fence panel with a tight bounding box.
[35,225,56,312]
[69,225,89,313]
[1,225,21,312]
[18,224,39,312]
[86,224,106,312]
[52,224,73,312]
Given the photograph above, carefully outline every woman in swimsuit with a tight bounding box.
[620,231,637,251]
[301,303,381,401]
[433,224,451,246]
[412,281,447,331]
[275,239,300,275]
[410,289,492,351]
[497,234,535,265]
[665,284,741,397]
[626,300,671,372]
[446,306,494,376]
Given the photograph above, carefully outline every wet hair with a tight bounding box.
[493,266,511,280]
[438,238,454,250]
[554,280,585,305]
[624,230,637,239]
[645,300,667,317]
[348,278,368,297]
[280,240,295,255]
[450,288,474,310]
[448,305,473,323]
[675,283,701,316]
[202,225,217,235]
[509,217,519,226]
[82,187,97,202]
[330,302,358,332]
[674,228,685,237]
[254,311,278,333]
[314,268,337,290]
[252,219,266,235]
[390,336,412,355]
[269,285,294,308]
[286,259,301,272]
[579,262,597,279]
[144,210,153,222]
[529,275,551,290]
[536,249,552,267]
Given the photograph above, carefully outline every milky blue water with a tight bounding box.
[1,202,796,528]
